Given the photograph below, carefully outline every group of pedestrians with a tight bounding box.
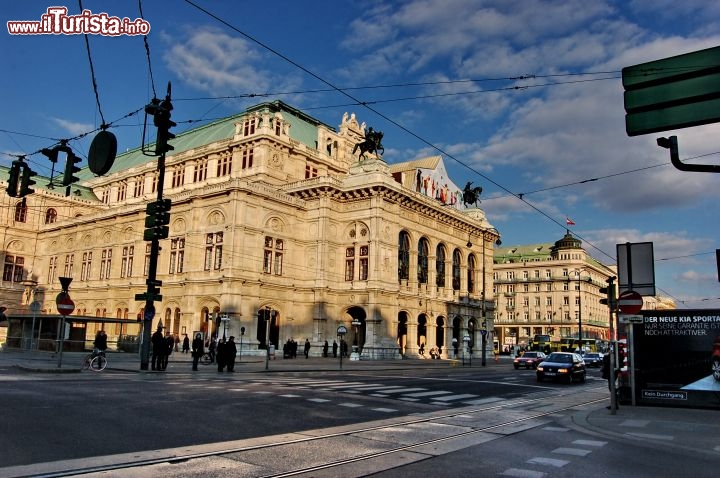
[151,324,176,371]
[214,336,238,372]
[189,334,238,372]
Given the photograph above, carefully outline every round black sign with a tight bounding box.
[88,130,118,176]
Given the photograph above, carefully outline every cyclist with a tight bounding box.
[93,330,108,355]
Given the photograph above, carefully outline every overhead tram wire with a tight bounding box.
[180,0,638,265]
[173,72,621,102]
[79,0,107,129]
[138,0,157,99]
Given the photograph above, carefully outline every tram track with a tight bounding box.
[7,386,608,478]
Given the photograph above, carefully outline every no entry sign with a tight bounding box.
[618,290,643,315]
[56,292,75,317]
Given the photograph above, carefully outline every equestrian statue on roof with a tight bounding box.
[462,181,483,207]
[353,127,385,161]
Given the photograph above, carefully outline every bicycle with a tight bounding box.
[81,349,108,372]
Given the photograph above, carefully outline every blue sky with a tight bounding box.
[2,1,719,308]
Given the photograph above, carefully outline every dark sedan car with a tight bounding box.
[536,352,586,383]
[582,352,603,368]
[513,351,546,369]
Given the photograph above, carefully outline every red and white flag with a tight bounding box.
[566,217,576,226]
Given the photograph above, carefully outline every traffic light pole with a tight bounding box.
[606,276,618,415]
[139,83,174,370]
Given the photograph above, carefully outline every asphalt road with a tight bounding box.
[0,364,597,468]
[1,358,717,477]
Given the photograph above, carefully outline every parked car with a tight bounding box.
[582,352,603,368]
[536,352,586,383]
[712,336,720,381]
[513,351,546,369]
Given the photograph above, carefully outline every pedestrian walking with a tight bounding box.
[304,338,311,359]
[332,340,338,358]
[226,336,237,372]
[174,334,180,353]
[191,333,204,371]
[602,352,620,409]
[182,334,190,353]
[216,337,227,372]
[323,340,329,358]
[208,336,217,364]
[151,324,165,371]
[161,332,174,370]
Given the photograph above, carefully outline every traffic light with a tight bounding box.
[6,160,22,197]
[145,96,176,156]
[62,150,82,187]
[143,198,172,241]
[155,101,176,155]
[599,277,616,309]
[19,165,37,197]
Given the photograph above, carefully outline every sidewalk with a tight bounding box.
[3,349,719,459]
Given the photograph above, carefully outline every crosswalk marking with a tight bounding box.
[527,457,569,467]
[551,447,592,457]
[403,390,452,398]
[431,393,478,402]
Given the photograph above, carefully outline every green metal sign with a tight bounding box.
[623,46,720,136]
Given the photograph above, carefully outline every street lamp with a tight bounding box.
[572,268,592,353]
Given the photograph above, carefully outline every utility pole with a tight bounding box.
[137,82,175,370]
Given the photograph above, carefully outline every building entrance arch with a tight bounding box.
[345,306,366,352]
[435,316,445,354]
[397,311,408,356]
[417,313,427,353]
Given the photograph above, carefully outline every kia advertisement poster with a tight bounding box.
[632,309,720,408]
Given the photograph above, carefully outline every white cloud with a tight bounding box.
[163,26,303,98]
[49,117,94,136]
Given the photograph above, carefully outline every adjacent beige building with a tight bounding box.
[492,232,674,351]
[1,101,500,359]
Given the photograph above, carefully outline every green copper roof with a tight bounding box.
[89,100,334,178]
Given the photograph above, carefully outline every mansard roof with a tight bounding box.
[85,100,335,178]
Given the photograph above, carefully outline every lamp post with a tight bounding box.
[573,268,591,353]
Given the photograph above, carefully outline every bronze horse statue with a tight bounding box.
[462,181,483,207]
[353,127,384,160]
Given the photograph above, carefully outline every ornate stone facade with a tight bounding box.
[0,101,499,359]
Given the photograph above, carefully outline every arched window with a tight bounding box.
[436,244,446,288]
[45,208,57,224]
[417,238,429,284]
[14,201,27,223]
[398,231,410,281]
[452,249,462,290]
[467,254,476,293]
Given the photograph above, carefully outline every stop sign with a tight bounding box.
[56,292,75,317]
[618,290,643,314]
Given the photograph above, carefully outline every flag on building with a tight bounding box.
[566,217,576,226]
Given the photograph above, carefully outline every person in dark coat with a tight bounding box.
[304,338,311,359]
[216,337,227,372]
[332,340,338,358]
[602,352,619,409]
[161,332,174,370]
[225,336,237,372]
[182,334,190,353]
[94,330,108,353]
[191,333,204,371]
[151,325,165,371]
[208,337,217,364]
[323,340,329,358]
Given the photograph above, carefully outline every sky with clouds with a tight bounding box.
[2,1,719,308]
